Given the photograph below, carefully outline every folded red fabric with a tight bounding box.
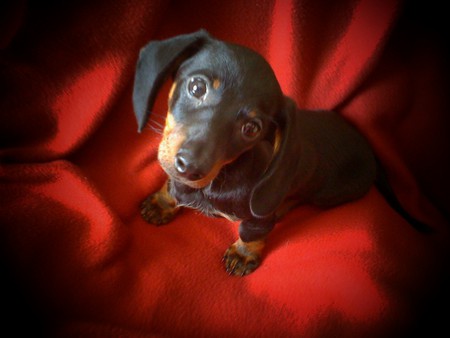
[1,0,449,336]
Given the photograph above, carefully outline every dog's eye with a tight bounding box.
[188,77,207,99]
[241,119,262,140]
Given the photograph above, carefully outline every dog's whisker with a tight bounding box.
[150,112,168,123]
[142,121,163,134]
[151,116,166,124]
[149,120,165,129]
[149,126,163,134]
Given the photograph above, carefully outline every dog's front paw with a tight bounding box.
[223,239,265,276]
[140,193,178,225]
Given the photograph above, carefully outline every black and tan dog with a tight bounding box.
[133,30,429,276]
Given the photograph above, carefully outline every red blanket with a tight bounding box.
[1,0,449,336]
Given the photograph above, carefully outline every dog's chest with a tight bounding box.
[169,144,272,222]
[170,178,254,222]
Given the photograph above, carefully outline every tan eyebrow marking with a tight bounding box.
[213,79,221,90]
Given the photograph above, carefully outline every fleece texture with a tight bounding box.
[1,0,449,336]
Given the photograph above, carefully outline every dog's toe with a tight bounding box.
[223,240,262,276]
[140,194,177,225]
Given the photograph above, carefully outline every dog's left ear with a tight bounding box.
[250,97,301,218]
[133,30,210,132]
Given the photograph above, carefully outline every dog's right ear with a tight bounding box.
[250,97,302,219]
[133,30,210,132]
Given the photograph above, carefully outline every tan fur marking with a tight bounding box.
[213,79,221,89]
[235,238,265,256]
[158,180,177,207]
[223,238,266,276]
[141,180,179,225]
[273,128,282,156]
[248,110,258,119]
[168,82,177,101]
[164,112,176,134]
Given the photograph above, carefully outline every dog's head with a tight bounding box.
[133,30,297,218]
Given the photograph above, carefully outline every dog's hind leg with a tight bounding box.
[141,180,179,225]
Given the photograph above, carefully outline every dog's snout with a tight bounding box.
[174,152,205,181]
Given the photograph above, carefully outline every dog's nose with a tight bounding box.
[174,153,205,181]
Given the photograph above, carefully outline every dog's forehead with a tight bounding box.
[180,41,279,88]
[177,43,238,80]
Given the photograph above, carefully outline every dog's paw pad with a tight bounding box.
[140,194,177,225]
[223,242,261,276]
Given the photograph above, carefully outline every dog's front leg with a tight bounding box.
[141,180,179,225]
[223,217,275,276]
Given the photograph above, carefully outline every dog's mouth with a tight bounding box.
[162,161,222,189]
[158,132,226,189]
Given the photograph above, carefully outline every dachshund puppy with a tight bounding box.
[133,30,429,276]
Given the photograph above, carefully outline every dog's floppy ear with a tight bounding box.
[133,29,210,132]
[250,97,301,218]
